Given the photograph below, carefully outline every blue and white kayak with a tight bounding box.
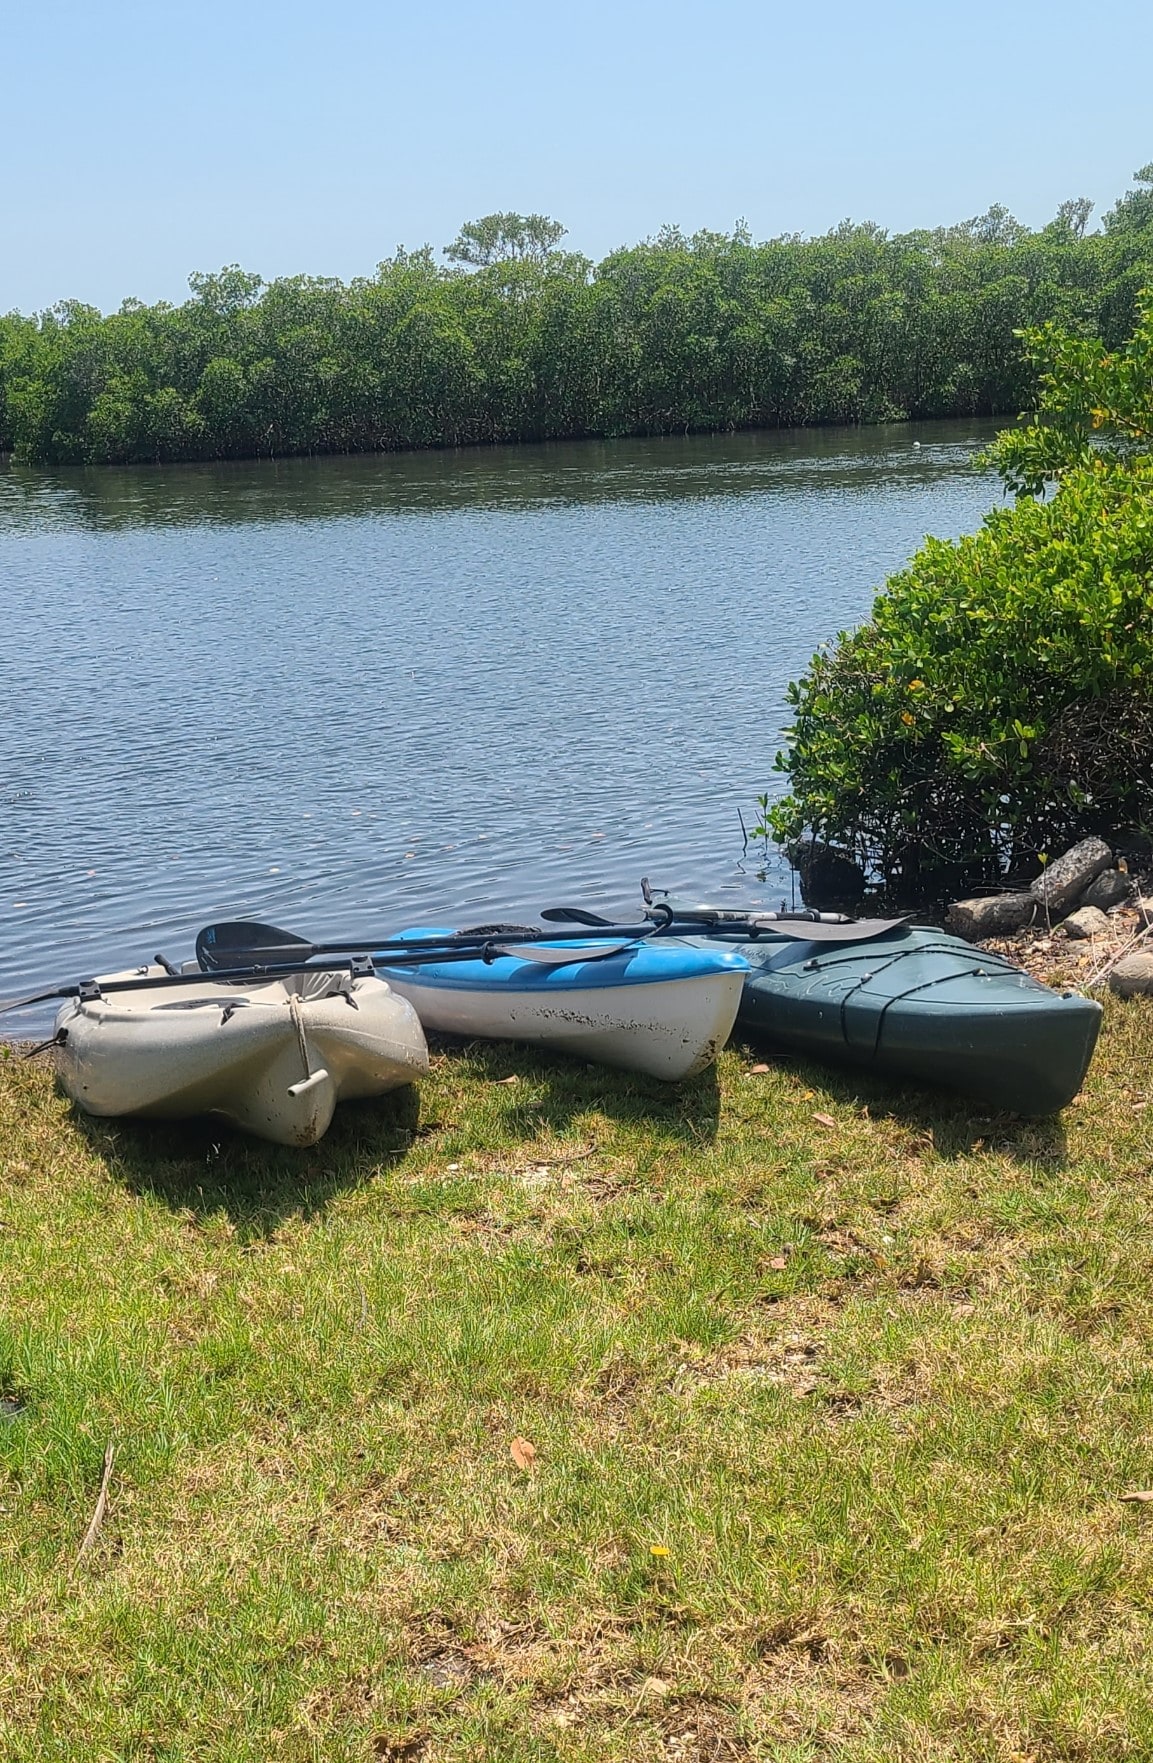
[374,930,748,1081]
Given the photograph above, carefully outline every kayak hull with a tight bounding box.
[55,967,429,1146]
[689,926,1102,1114]
[375,932,748,1081]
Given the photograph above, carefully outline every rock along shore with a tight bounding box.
[946,838,1153,994]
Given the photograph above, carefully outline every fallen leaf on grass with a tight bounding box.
[767,1255,789,1271]
[813,1112,838,1130]
[1119,1490,1153,1503]
[748,1063,771,1074]
[510,1437,537,1471]
[494,1075,519,1086]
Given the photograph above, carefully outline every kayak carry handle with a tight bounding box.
[287,1067,330,1098]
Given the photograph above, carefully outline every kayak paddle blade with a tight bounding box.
[742,913,913,943]
[489,940,634,965]
[0,984,74,1014]
[539,906,618,926]
[196,921,317,970]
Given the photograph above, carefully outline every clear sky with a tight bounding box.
[3,0,1151,314]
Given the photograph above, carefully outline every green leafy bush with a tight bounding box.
[768,296,1153,890]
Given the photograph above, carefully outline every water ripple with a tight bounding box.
[1,422,999,1032]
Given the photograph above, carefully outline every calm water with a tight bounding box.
[1,423,1001,1031]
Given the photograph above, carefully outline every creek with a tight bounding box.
[1,421,1000,1029]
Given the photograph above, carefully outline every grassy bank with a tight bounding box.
[2,1009,1153,1761]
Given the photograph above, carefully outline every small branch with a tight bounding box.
[1103,410,1153,441]
[1085,903,1153,990]
[542,1141,599,1165]
[76,1441,115,1564]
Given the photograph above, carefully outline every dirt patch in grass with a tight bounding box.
[373,1737,430,1762]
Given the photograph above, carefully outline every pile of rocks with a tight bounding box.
[946,837,1153,994]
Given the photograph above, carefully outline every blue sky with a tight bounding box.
[4,0,1152,314]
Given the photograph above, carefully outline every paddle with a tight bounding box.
[667,911,912,944]
[542,901,913,944]
[194,918,655,972]
[1,931,643,1017]
[540,906,621,928]
[636,876,912,941]
[1,956,374,1015]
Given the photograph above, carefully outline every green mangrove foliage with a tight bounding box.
[2,174,1153,465]
[768,293,1153,890]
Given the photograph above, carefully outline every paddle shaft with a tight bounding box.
[1,957,365,1013]
[542,904,911,943]
[1,937,639,1015]
[196,918,658,970]
[545,905,835,934]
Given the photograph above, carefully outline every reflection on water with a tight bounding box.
[0,423,995,531]
[1,422,1002,1031]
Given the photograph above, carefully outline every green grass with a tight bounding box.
[3,1007,1153,1761]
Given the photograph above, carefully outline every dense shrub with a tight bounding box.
[767,295,1153,889]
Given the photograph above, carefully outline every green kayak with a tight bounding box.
[689,923,1102,1114]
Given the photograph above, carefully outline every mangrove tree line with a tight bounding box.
[3,170,1153,465]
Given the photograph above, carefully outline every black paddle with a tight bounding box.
[1,927,647,1017]
[637,876,912,941]
[0,955,375,1015]
[194,917,657,972]
[540,906,621,928]
[542,901,913,944]
[667,912,911,944]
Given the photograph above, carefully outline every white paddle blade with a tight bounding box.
[490,940,634,966]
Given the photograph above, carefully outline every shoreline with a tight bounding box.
[1,411,997,476]
[976,885,1153,991]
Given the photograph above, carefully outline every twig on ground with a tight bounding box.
[544,1142,599,1165]
[75,1441,115,1564]
[1086,913,1153,989]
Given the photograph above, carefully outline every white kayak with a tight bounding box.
[374,931,748,1081]
[54,965,429,1146]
